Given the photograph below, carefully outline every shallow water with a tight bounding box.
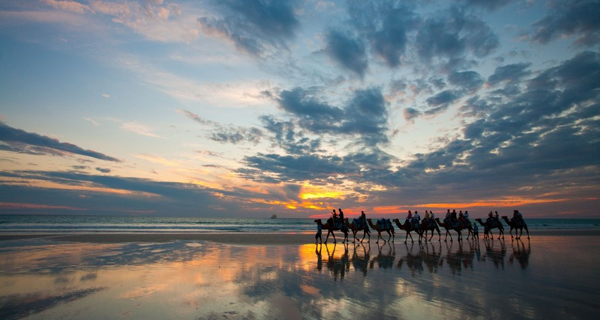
[0,236,599,319]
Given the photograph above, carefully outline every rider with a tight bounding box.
[513,210,523,226]
[488,211,495,227]
[494,211,500,226]
[332,209,338,225]
[464,211,469,222]
[451,210,458,226]
[339,208,344,225]
[413,211,421,229]
[360,211,366,228]
[459,211,465,224]
[407,210,413,224]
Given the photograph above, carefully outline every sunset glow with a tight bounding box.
[0,0,598,218]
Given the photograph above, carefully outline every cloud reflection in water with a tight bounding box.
[0,237,597,319]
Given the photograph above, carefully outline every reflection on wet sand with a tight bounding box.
[0,237,598,320]
[319,239,510,277]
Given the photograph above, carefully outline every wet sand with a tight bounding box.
[1,234,599,319]
[0,228,599,245]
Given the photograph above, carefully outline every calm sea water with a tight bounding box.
[0,215,599,233]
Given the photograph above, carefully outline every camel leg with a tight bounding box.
[331,230,336,243]
[525,226,530,239]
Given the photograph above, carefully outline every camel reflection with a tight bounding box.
[509,239,531,269]
[397,243,424,275]
[315,237,525,280]
[351,243,370,276]
[482,238,507,269]
[316,243,350,281]
[444,241,476,275]
[370,242,395,270]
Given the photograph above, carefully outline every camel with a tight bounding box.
[418,218,442,242]
[344,218,371,243]
[314,219,348,243]
[367,219,395,243]
[435,218,472,242]
[392,218,420,243]
[475,218,504,240]
[502,216,530,239]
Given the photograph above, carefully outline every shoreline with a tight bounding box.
[0,229,599,244]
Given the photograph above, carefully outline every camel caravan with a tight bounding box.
[315,209,529,244]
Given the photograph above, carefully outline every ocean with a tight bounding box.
[1,214,599,234]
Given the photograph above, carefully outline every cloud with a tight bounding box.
[323,30,368,77]
[487,62,532,86]
[426,90,460,106]
[415,6,499,63]
[197,0,299,56]
[448,70,484,92]
[260,116,323,155]
[0,121,119,162]
[345,1,419,68]
[531,0,600,47]
[120,122,161,138]
[101,93,110,98]
[177,109,263,145]
[403,107,422,122]
[177,109,218,126]
[41,0,92,14]
[268,87,390,146]
[95,167,111,173]
[453,0,514,11]
[209,127,263,145]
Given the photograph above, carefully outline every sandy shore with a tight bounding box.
[0,229,599,244]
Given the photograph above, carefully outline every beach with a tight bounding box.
[1,231,599,319]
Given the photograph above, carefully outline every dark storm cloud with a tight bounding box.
[346,1,419,68]
[269,87,389,146]
[415,6,499,62]
[448,70,484,91]
[531,0,600,47]
[323,30,368,77]
[95,167,111,174]
[487,62,532,86]
[0,121,120,162]
[197,0,299,56]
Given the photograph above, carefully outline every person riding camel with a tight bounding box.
[451,210,458,227]
[488,211,495,227]
[424,211,430,228]
[513,210,523,227]
[464,211,469,222]
[360,210,366,228]
[459,211,465,225]
[406,210,413,224]
[495,211,500,227]
[413,211,421,229]
[338,208,344,227]
[331,209,338,226]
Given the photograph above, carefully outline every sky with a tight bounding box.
[0,0,599,219]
